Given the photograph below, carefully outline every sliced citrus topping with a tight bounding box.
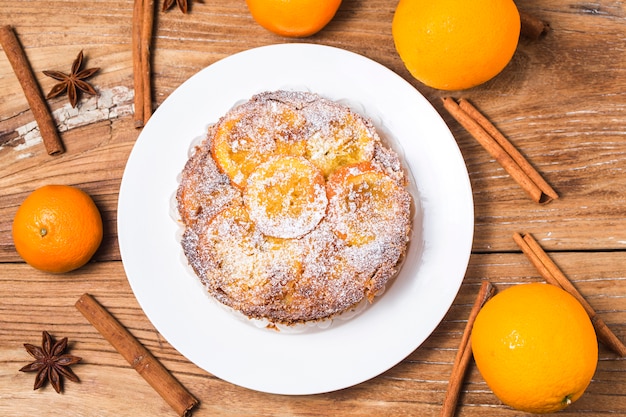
[305,111,376,178]
[244,156,328,239]
[211,103,307,188]
[188,202,303,317]
[327,163,411,247]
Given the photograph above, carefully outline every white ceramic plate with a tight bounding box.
[118,43,473,395]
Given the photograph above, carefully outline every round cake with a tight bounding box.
[176,90,412,326]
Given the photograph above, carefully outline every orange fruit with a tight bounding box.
[245,0,342,38]
[471,283,598,413]
[12,185,103,274]
[392,0,520,90]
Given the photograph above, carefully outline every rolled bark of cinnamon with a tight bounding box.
[132,0,154,127]
[132,0,145,127]
[76,293,199,416]
[519,10,551,40]
[0,25,64,155]
[440,280,496,417]
[442,97,558,204]
[141,0,155,123]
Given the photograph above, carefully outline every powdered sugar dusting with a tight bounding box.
[244,156,328,239]
[176,90,414,328]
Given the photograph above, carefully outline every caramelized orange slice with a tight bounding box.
[244,156,328,239]
[176,133,240,227]
[326,162,411,247]
[211,102,307,188]
[305,112,376,178]
[193,203,303,312]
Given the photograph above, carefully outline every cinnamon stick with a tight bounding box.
[75,293,199,416]
[519,10,551,40]
[0,25,64,155]
[513,232,626,357]
[442,97,558,204]
[441,280,496,417]
[132,0,154,128]
[141,0,155,123]
[132,0,145,127]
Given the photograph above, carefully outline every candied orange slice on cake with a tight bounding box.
[183,202,304,319]
[211,100,307,188]
[243,156,328,239]
[326,162,411,247]
[176,128,240,226]
[305,111,376,178]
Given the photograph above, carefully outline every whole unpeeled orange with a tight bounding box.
[392,0,521,90]
[12,185,103,274]
[471,283,598,413]
[245,0,342,38]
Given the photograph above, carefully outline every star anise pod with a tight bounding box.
[162,0,203,13]
[19,331,82,393]
[43,50,99,108]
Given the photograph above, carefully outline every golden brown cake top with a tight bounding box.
[176,90,412,326]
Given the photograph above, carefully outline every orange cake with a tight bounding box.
[176,90,412,325]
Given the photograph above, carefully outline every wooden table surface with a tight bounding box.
[1,0,625,416]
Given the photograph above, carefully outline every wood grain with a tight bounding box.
[1,0,625,415]
[0,254,624,416]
